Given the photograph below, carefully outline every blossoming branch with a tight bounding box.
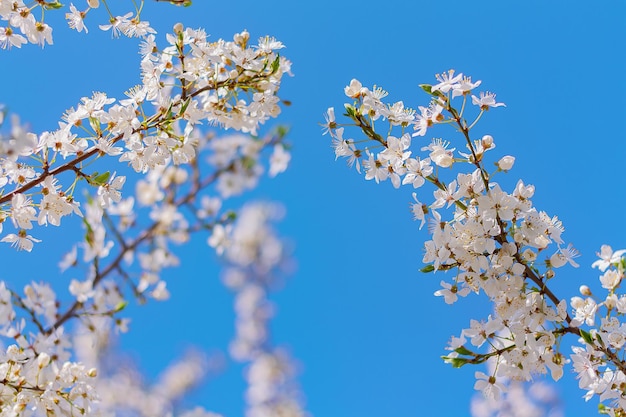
[323,71,626,414]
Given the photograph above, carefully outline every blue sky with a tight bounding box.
[3,0,626,416]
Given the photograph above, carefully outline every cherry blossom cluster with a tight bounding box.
[470,347,563,417]
[471,379,562,417]
[217,203,307,417]
[0,23,291,252]
[569,246,626,415]
[0,7,294,413]
[73,321,218,417]
[0,281,100,416]
[0,0,55,48]
[0,0,189,49]
[0,121,290,415]
[323,70,626,413]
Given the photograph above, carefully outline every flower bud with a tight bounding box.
[579,285,592,296]
[37,352,51,368]
[522,248,537,262]
[481,134,494,149]
[173,22,184,35]
[234,30,250,46]
[87,0,99,8]
[605,294,618,310]
[497,155,515,171]
[431,150,454,168]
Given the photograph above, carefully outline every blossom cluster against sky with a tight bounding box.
[2,0,626,416]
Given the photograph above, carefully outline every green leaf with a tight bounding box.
[580,329,594,345]
[92,171,111,186]
[278,125,289,138]
[419,84,433,94]
[442,355,468,368]
[113,301,128,313]
[454,345,473,356]
[595,332,606,348]
[179,97,191,115]
[82,217,94,246]
[344,105,360,122]
[271,55,281,73]
[241,156,256,170]
[420,264,435,273]
[44,1,63,9]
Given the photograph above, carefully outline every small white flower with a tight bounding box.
[97,173,126,208]
[471,92,506,110]
[497,155,515,171]
[421,139,455,168]
[1,230,41,251]
[592,245,626,271]
[66,4,88,33]
[600,269,622,290]
[344,79,364,98]
[269,145,290,177]
[69,279,95,303]
[150,281,170,300]
[434,280,470,304]
[474,371,506,400]
[550,244,580,268]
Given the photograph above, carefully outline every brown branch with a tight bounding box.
[44,130,282,335]
[0,49,280,205]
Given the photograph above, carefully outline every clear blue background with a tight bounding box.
[2,1,626,416]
